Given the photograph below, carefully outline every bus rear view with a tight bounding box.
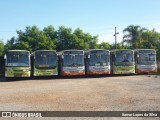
[4,50,31,78]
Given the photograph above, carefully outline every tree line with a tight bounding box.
[0,25,160,59]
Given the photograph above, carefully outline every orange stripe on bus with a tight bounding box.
[62,71,85,76]
[89,70,110,75]
[136,69,157,74]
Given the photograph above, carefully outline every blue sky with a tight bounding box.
[0,0,160,44]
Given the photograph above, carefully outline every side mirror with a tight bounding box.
[61,55,64,59]
[4,54,6,59]
[88,55,90,58]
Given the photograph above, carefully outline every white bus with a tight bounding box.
[134,49,157,74]
[85,49,110,75]
[58,50,85,76]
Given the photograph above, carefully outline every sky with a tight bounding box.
[0,0,160,44]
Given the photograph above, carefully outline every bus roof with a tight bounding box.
[7,50,30,52]
[134,49,156,51]
[85,49,110,55]
[87,49,110,52]
[134,49,156,54]
[31,50,57,56]
[58,50,84,55]
[34,50,56,52]
[110,49,133,52]
[62,49,84,52]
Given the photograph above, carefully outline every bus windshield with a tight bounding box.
[138,54,156,65]
[63,54,84,67]
[89,53,109,66]
[6,52,29,66]
[35,53,57,68]
[115,52,134,66]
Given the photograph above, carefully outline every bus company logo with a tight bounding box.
[2,112,12,117]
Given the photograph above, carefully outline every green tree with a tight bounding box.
[123,25,147,49]
[73,28,86,50]
[43,25,57,40]
[5,37,17,51]
[98,42,111,49]
[16,26,56,52]
[141,29,160,59]
[16,26,41,51]
[89,35,99,49]
[56,26,73,51]
[0,40,4,56]
[111,42,128,49]
[73,28,99,50]
[141,29,160,48]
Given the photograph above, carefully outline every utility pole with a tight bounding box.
[113,27,119,49]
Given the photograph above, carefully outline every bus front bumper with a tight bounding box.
[5,72,30,77]
[62,71,85,76]
[89,70,110,75]
[136,69,157,74]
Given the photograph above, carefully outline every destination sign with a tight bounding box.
[64,51,84,54]
[7,51,29,55]
[35,51,56,55]
[116,50,133,54]
[138,50,156,54]
[90,50,109,54]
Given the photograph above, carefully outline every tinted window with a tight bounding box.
[35,54,57,68]
[63,55,84,67]
[115,51,134,66]
[138,54,156,65]
[89,53,109,66]
[6,52,29,66]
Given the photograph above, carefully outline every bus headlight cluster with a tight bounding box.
[79,69,84,72]
[23,69,28,72]
[128,69,135,73]
[7,68,13,72]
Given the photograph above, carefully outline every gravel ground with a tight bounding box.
[0,75,160,120]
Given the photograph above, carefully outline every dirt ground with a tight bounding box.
[0,75,160,120]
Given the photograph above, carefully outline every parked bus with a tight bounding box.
[32,50,58,76]
[110,49,135,74]
[4,50,31,77]
[58,50,85,76]
[134,49,157,74]
[85,49,110,75]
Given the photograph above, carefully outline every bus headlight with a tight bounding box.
[129,69,135,73]
[79,69,84,72]
[23,69,26,72]
[7,68,13,72]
